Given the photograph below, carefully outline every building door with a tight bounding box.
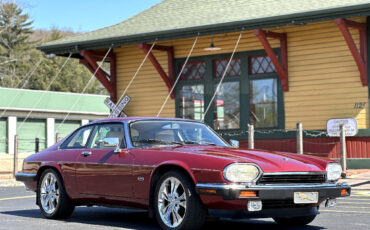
[17,118,46,153]
[0,118,6,153]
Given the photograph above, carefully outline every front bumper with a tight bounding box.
[15,172,37,182]
[15,172,38,191]
[196,182,351,200]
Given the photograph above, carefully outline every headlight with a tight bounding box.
[326,163,342,181]
[223,163,261,183]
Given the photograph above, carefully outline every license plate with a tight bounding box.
[294,192,318,204]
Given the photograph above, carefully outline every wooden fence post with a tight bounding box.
[13,135,18,177]
[297,122,303,154]
[56,133,61,143]
[340,124,347,177]
[248,124,254,149]
[35,138,39,153]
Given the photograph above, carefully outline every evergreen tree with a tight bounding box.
[0,1,33,58]
[0,1,107,95]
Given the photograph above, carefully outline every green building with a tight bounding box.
[0,88,109,153]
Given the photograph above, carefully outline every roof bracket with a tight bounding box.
[139,43,175,98]
[253,29,289,91]
[335,18,368,86]
[80,50,117,102]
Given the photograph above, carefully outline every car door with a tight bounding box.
[75,122,134,198]
[56,125,95,198]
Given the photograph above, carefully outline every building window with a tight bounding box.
[180,62,206,81]
[175,51,283,134]
[178,61,206,120]
[214,58,241,78]
[250,56,276,74]
[214,82,240,129]
[213,58,240,130]
[179,84,204,120]
[249,79,278,128]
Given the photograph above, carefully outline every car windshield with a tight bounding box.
[129,120,229,148]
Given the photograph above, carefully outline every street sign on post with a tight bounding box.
[104,95,131,118]
[326,118,358,137]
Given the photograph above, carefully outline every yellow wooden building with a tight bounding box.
[39,0,370,168]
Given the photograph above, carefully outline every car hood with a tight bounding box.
[166,145,330,173]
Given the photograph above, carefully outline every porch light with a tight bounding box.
[204,41,221,51]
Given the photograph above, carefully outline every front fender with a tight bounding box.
[153,160,197,184]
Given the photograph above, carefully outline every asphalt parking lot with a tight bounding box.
[0,186,370,230]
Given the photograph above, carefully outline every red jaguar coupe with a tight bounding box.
[16,117,350,230]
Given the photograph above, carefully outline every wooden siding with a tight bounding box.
[115,17,368,129]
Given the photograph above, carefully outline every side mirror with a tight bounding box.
[103,137,120,147]
[103,137,122,154]
[114,147,122,154]
[230,139,239,148]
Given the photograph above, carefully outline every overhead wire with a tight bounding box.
[109,40,157,117]
[156,34,199,117]
[0,58,43,119]
[202,31,243,122]
[17,53,73,130]
[56,47,113,132]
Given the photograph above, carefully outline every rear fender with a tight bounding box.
[37,162,76,200]
[38,162,64,180]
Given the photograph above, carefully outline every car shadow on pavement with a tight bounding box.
[1,206,325,230]
[1,208,42,218]
[1,207,159,229]
[206,219,325,230]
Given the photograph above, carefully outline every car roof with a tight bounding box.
[87,117,197,125]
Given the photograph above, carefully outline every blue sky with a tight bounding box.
[22,0,162,32]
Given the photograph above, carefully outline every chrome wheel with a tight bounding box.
[40,172,59,214]
[157,177,187,228]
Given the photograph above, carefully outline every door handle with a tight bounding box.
[81,151,92,157]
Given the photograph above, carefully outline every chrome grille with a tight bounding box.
[258,173,326,184]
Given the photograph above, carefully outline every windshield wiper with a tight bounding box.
[135,139,167,144]
[201,142,216,146]
[181,140,216,146]
[135,139,183,146]
[182,141,199,145]
[135,139,216,146]
[169,141,184,145]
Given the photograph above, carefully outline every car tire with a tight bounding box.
[273,215,317,226]
[37,169,75,219]
[154,170,207,230]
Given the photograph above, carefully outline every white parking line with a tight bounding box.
[338,198,370,201]
[321,210,370,214]
[332,205,370,209]
[336,201,370,205]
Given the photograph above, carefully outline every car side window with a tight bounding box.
[62,126,94,149]
[88,123,125,149]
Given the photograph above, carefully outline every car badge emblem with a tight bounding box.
[283,157,289,161]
